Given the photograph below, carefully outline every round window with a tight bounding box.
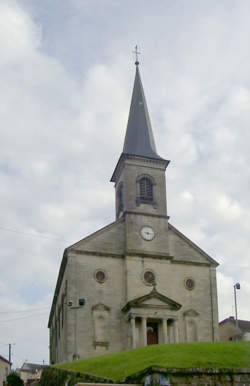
[95,270,106,283]
[143,270,155,285]
[185,278,195,290]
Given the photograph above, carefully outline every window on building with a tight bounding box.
[143,270,155,284]
[58,312,60,339]
[117,183,124,215]
[139,177,153,202]
[61,298,64,329]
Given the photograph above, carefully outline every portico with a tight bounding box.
[122,286,181,348]
[130,315,180,348]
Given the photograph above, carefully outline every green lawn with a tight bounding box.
[55,341,250,381]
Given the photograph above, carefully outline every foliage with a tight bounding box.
[40,366,107,386]
[6,371,24,385]
[55,341,250,381]
[40,367,68,386]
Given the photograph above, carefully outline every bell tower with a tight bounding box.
[111,58,170,259]
[111,60,170,220]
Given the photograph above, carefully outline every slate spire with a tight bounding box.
[122,62,162,160]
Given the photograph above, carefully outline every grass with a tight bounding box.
[55,341,250,381]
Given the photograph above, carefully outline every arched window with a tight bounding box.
[139,177,153,202]
[117,183,123,215]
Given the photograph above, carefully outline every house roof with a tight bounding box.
[21,362,45,373]
[219,316,250,333]
[0,354,10,364]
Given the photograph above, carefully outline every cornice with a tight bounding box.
[124,211,169,219]
[125,250,173,260]
[111,153,169,183]
[171,259,210,267]
[70,249,124,259]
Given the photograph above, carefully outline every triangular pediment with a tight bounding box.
[67,218,125,256]
[183,309,199,317]
[168,223,219,266]
[122,287,182,313]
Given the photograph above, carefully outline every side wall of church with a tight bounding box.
[65,252,127,360]
[49,263,69,364]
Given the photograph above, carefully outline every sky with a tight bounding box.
[0,0,250,368]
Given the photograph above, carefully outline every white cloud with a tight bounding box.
[0,1,40,66]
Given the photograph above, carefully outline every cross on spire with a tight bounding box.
[133,45,141,65]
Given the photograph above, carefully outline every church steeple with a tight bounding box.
[122,63,163,161]
[111,58,169,219]
[111,62,169,184]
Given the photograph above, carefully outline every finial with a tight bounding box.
[133,45,141,66]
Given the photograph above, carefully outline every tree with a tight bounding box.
[6,371,24,386]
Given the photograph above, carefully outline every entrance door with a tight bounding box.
[147,322,158,345]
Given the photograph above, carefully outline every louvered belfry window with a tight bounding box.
[139,177,153,202]
[117,183,124,214]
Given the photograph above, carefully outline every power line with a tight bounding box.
[0,226,65,242]
[0,307,49,315]
[0,311,48,324]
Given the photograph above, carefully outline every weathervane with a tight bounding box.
[133,45,141,66]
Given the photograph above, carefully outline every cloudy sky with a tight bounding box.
[1,0,250,368]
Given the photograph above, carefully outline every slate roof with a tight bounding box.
[219,316,250,332]
[122,64,164,161]
[111,63,169,182]
[21,362,45,373]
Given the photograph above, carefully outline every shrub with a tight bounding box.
[6,371,24,385]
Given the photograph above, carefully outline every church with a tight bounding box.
[48,59,219,364]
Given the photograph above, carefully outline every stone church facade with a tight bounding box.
[48,61,219,364]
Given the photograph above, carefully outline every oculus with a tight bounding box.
[143,270,156,285]
[95,270,107,283]
[184,278,195,290]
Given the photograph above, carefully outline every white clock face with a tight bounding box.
[141,226,155,241]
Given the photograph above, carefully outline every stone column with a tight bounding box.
[130,316,136,349]
[162,318,168,344]
[173,319,179,343]
[142,317,147,346]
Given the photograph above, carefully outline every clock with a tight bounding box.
[140,226,155,241]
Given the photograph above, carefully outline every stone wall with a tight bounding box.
[40,366,250,386]
[135,367,250,385]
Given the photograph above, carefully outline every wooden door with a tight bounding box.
[147,322,158,345]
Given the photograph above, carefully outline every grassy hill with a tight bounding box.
[55,341,250,381]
